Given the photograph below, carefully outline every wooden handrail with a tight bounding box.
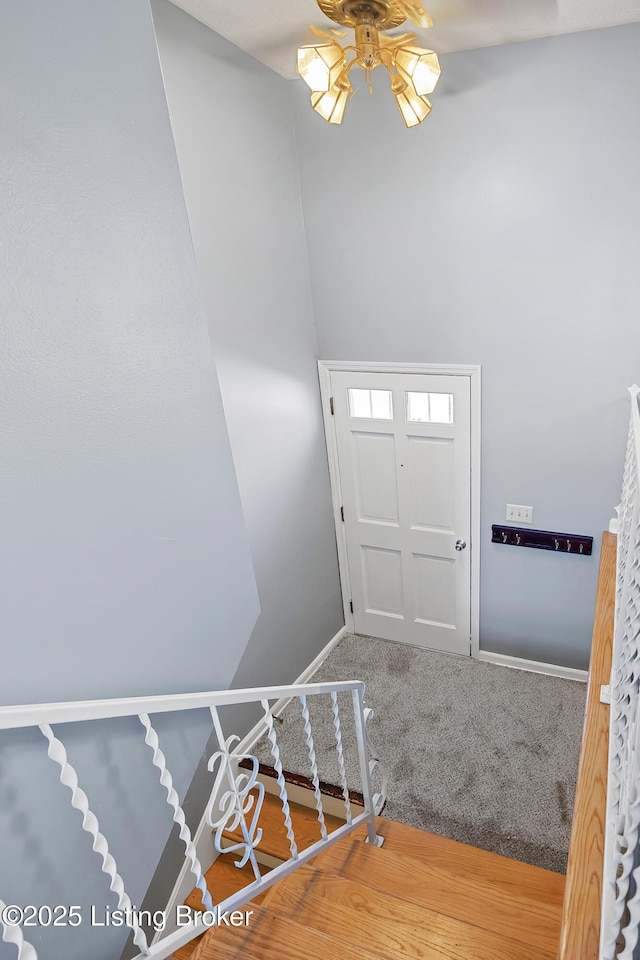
[557,530,616,960]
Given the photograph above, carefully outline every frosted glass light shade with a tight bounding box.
[394,85,431,127]
[297,42,345,92]
[311,83,350,124]
[394,45,441,96]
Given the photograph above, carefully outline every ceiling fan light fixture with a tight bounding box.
[297,41,346,92]
[298,0,440,126]
[393,44,441,96]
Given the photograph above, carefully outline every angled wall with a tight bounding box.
[292,22,640,670]
[0,1,258,957]
[152,0,344,705]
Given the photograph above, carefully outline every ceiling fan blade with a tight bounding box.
[394,0,433,29]
[310,23,347,40]
[379,31,418,48]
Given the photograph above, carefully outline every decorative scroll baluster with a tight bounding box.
[39,724,149,956]
[0,899,38,960]
[139,713,213,913]
[330,691,352,825]
[261,699,298,860]
[299,695,327,840]
[205,707,264,882]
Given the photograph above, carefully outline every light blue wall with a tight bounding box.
[152,0,344,704]
[292,22,640,670]
[0,1,259,957]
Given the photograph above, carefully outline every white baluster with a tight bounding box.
[39,724,149,955]
[330,692,352,825]
[139,714,213,913]
[205,707,263,882]
[602,387,640,958]
[261,700,298,860]
[351,689,384,847]
[610,682,640,960]
[363,705,389,816]
[0,900,38,960]
[299,695,327,840]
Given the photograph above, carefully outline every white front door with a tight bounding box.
[330,370,472,655]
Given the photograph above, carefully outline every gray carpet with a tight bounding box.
[253,633,586,873]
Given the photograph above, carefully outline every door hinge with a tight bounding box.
[350,599,353,613]
[329,396,334,415]
[340,506,344,522]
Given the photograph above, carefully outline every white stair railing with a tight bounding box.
[602,385,640,959]
[0,679,386,960]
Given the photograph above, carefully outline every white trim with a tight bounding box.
[318,360,481,660]
[322,360,482,377]
[318,362,355,632]
[469,366,482,659]
[477,649,588,682]
[236,624,348,754]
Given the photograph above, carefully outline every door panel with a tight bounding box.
[407,436,455,531]
[331,370,471,655]
[361,546,404,618]
[352,432,399,524]
[413,554,456,626]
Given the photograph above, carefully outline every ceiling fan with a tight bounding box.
[296,0,442,127]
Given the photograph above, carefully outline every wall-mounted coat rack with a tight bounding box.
[491,525,593,556]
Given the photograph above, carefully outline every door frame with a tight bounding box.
[318,360,482,659]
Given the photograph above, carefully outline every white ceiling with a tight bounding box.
[170,0,640,79]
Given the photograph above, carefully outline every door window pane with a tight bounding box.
[406,391,453,424]
[348,388,393,420]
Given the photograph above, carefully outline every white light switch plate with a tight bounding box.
[506,504,533,524]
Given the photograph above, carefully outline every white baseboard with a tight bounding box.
[237,625,348,755]
[477,649,588,682]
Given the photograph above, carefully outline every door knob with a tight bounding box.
[455,539,467,551]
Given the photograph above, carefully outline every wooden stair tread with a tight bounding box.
[222,789,345,862]
[374,816,566,904]
[557,531,615,960]
[312,830,563,954]
[172,941,201,960]
[184,855,270,912]
[262,864,558,960]
[174,857,272,960]
[191,904,382,960]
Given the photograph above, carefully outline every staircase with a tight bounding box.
[174,789,565,960]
